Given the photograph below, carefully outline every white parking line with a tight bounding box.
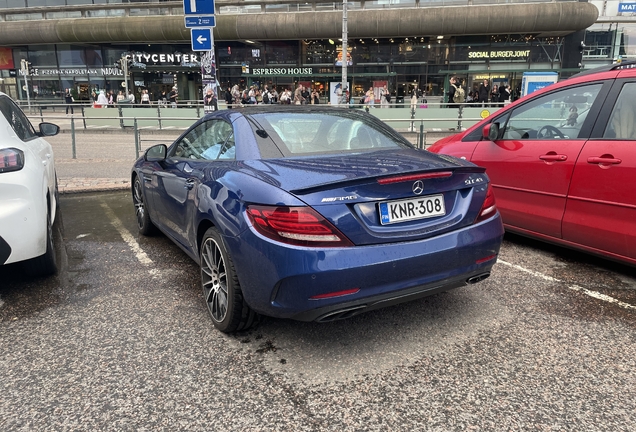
[100,202,153,266]
[498,259,636,311]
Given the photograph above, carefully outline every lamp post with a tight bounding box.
[341,0,348,105]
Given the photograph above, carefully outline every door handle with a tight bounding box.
[587,156,622,165]
[539,153,567,162]
[184,178,196,190]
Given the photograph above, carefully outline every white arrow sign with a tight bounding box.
[197,34,208,44]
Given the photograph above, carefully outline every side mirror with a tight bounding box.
[145,144,167,162]
[38,122,60,137]
[483,123,500,141]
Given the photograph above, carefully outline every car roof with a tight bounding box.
[570,60,636,79]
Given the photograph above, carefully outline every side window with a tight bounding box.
[0,96,37,141]
[501,83,602,140]
[173,120,235,160]
[603,82,636,139]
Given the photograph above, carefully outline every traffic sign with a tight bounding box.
[191,28,213,51]
[185,15,216,28]
[184,0,214,15]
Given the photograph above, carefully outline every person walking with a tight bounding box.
[410,85,421,111]
[168,86,178,108]
[447,76,464,109]
[140,89,150,106]
[293,84,305,105]
[64,89,74,115]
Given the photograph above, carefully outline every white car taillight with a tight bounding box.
[0,148,25,173]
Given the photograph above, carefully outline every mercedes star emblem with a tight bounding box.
[412,180,424,195]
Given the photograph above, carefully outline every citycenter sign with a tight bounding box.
[128,53,199,64]
[468,50,530,59]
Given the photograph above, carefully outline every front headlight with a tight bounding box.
[0,148,25,173]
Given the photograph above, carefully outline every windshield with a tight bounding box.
[248,112,412,156]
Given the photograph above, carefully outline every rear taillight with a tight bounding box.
[246,205,354,247]
[0,148,25,173]
[474,184,497,223]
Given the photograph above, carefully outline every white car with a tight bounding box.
[0,92,60,276]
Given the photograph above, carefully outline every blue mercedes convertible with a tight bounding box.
[131,106,504,333]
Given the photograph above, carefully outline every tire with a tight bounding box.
[200,227,257,333]
[24,208,58,277]
[133,175,157,236]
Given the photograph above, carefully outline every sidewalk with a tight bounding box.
[43,120,451,194]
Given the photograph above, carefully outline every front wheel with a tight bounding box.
[133,175,156,236]
[200,227,257,333]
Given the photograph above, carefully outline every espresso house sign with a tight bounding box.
[249,67,313,76]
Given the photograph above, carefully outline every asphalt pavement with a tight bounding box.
[39,115,449,194]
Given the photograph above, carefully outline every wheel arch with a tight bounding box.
[197,219,217,256]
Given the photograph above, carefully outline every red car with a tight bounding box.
[429,62,636,266]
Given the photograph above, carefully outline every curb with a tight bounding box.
[58,178,130,194]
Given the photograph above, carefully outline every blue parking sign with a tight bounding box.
[184,0,215,15]
[191,28,213,51]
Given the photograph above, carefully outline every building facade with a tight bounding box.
[0,0,602,104]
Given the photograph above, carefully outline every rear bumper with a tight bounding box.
[225,213,504,321]
[291,269,492,322]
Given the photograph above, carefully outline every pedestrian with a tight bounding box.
[478,79,490,107]
[128,90,135,104]
[64,88,74,115]
[158,90,167,108]
[311,88,320,104]
[269,87,279,104]
[231,84,241,106]
[498,85,510,104]
[225,86,233,109]
[380,86,390,108]
[302,86,310,105]
[96,90,109,107]
[491,85,499,106]
[168,86,178,108]
[448,77,463,109]
[116,90,125,104]
[365,87,375,109]
[203,86,218,114]
[141,89,150,106]
[294,84,305,105]
[410,85,420,111]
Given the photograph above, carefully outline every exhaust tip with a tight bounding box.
[467,272,490,284]
[316,305,367,322]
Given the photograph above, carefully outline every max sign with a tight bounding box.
[619,2,636,12]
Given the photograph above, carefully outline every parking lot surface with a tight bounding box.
[1,191,635,431]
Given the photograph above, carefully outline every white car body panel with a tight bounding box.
[0,92,58,267]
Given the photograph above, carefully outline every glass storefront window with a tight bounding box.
[28,45,58,68]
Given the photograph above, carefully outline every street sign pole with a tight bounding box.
[341,0,348,106]
[21,59,31,111]
[184,0,216,105]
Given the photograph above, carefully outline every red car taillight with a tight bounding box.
[0,148,25,173]
[474,184,497,223]
[246,205,354,247]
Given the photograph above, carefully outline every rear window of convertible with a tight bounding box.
[248,112,412,156]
